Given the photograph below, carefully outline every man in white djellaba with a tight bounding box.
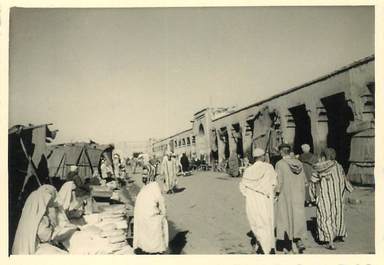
[161,151,178,194]
[133,170,168,254]
[239,148,277,254]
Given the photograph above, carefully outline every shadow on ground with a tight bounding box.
[307,217,319,243]
[173,187,186,194]
[131,221,189,255]
[168,220,189,254]
[216,176,233,181]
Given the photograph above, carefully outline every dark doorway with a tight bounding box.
[321,93,354,171]
[288,104,314,155]
[232,123,244,158]
[220,127,230,159]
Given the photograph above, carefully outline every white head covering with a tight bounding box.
[12,185,57,254]
[58,181,77,211]
[69,165,78,172]
[301,144,310,153]
[253,148,265,158]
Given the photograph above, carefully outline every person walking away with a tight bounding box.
[228,150,240,177]
[133,174,168,254]
[161,151,178,194]
[310,148,353,250]
[180,153,190,176]
[298,144,318,206]
[275,144,306,253]
[239,148,277,254]
[171,153,180,190]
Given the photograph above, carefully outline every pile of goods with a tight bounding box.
[66,205,133,254]
[97,204,129,230]
[90,185,113,198]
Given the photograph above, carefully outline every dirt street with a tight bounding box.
[128,170,374,254]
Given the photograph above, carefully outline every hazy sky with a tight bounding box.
[9,6,374,144]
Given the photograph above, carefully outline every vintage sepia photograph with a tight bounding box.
[6,5,375,257]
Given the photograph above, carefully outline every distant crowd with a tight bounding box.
[130,142,354,255]
[11,142,353,255]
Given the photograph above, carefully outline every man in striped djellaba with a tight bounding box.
[310,148,354,250]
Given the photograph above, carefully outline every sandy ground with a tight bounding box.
[127,170,374,255]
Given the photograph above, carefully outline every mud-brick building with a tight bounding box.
[152,55,375,184]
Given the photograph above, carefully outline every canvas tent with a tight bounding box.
[8,123,57,254]
[47,142,114,180]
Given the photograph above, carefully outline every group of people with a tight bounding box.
[132,151,194,254]
[12,165,133,255]
[240,143,353,254]
[132,143,354,255]
[140,151,191,194]
[13,142,354,255]
[100,153,130,184]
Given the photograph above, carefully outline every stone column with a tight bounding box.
[279,108,295,146]
[313,100,328,155]
[305,99,320,155]
[242,121,253,160]
[217,130,226,164]
[227,125,237,156]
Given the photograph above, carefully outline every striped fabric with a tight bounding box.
[310,161,353,242]
[143,164,157,183]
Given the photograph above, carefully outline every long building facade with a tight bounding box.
[152,55,375,184]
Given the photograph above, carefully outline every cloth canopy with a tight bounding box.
[47,142,114,180]
[8,124,58,255]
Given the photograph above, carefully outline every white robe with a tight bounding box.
[12,185,60,255]
[58,181,77,211]
[239,161,277,253]
[133,182,168,253]
[161,157,177,191]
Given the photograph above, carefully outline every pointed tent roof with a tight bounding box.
[47,142,114,179]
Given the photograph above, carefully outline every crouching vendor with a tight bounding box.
[58,180,86,220]
[12,185,78,254]
[66,165,91,198]
[12,184,133,255]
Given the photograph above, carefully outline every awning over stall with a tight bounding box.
[47,142,114,180]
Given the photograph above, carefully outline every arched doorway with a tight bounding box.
[198,124,205,136]
[321,93,354,171]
